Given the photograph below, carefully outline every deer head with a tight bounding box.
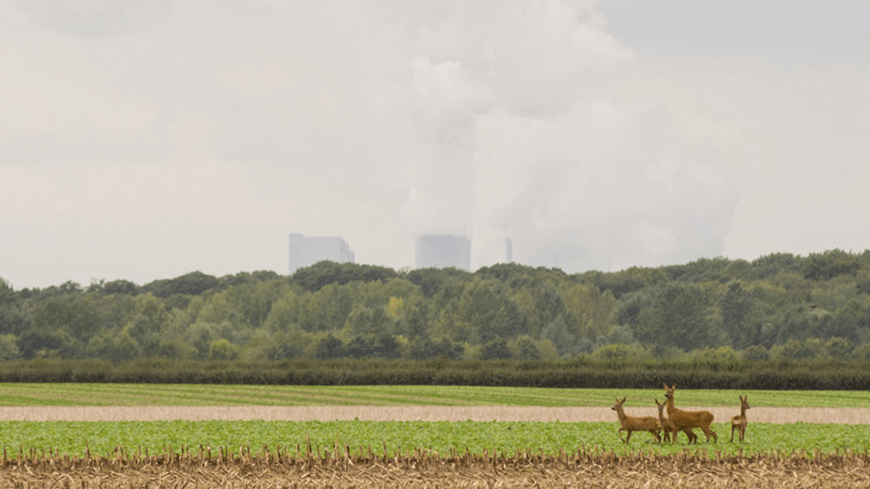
[611,397,626,411]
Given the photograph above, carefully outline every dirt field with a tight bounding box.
[1,406,868,423]
[0,446,868,488]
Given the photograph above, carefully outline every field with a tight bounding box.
[0,384,868,487]
[2,383,869,407]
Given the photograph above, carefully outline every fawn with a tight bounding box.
[663,384,717,443]
[654,398,696,444]
[730,395,750,442]
[611,397,662,444]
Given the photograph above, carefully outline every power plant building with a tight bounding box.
[415,235,471,271]
[289,233,355,274]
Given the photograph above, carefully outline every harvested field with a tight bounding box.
[1,406,869,423]
[0,446,867,488]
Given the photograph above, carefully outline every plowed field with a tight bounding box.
[0,447,867,488]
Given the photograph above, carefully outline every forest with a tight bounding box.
[2,248,870,366]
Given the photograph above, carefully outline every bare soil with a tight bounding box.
[1,447,868,488]
[1,406,868,423]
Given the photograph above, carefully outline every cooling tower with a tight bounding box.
[415,235,471,271]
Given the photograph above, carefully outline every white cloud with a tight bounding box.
[2,0,866,288]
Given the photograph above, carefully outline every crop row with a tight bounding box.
[2,383,869,408]
[3,420,869,458]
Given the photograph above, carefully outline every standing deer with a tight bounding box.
[654,398,696,444]
[730,395,750,442]
[611,397,662,444]
[663,384,717,443]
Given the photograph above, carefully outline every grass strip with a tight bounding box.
[1,384,869,408]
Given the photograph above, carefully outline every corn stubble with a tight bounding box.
[0,445,868,488]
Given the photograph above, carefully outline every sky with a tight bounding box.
[1,0,869,289]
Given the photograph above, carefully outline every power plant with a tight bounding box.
[288,233,355,274]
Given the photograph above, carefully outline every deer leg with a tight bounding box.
[683,429,697,444]
[731,424,736,442]
[703,426,718,443]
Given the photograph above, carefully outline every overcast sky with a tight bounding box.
[2,0,869,289]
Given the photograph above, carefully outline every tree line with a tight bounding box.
[1,249,870,365]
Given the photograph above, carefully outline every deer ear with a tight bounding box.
[663,383,668,389]
[621,397,626,404]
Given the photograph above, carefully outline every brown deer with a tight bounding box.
[611,397,662,444]
[654,398,696,444]
[663,384,717,443]
[730,395,750,442]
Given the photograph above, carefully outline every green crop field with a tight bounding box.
[2,383,869,408]
[1,384,867,459]
[1,420,868,459]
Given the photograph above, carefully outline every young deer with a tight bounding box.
[611,397,662,444]
[663,384,717,443]
[730,395,750,442]
[654,398,696,444]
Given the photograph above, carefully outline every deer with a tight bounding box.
[654,398,696,444]
[730,395,750,442]
[663,384,717,443]
[611,397,662,444]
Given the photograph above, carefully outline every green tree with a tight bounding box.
[266,330,306,360]
[343,305,392,336]
[30,294,101,342]
[539,315,576,358]
[373,333,401,358]
[513,282,564,340]
[409,337,463,360]
[454,279,527,344]
[588,266,668,300]
[292,261,396,292]
[824,337,853,358]
[803,249,861,281]
[719,281,757,349]
[399,297,430,341]
[17,329,78,359]
[775,339,815,359]
[209,338,239,360]
[143,271,219,298]
[0,334,21,360]
[314,333,345,359]
[560,283,616,342]
[590,343,652,361]
[511,335,541,360]
[741,344,769,361]
[631,282,726,353]
[299,284,353,332]
[344,335,375,358]
[262,288,304,333]
[0,278,29,336]
[480,338,512,360]
[185,322,217,360]
[124,293,170,357]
